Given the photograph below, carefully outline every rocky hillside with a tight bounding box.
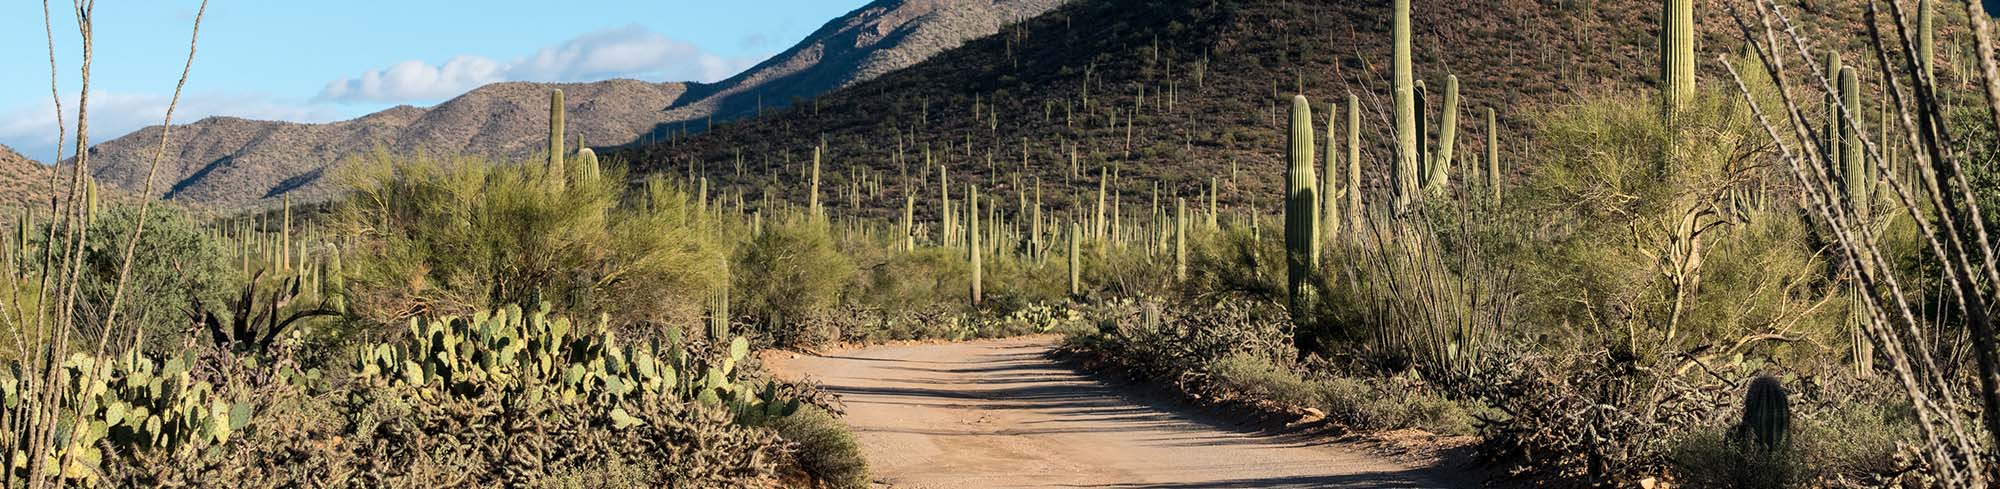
[661,0,1070,124]
[0,145,53,211]
[79,0,1069,210]
[629,0,1945,220]
[84,80,689,207]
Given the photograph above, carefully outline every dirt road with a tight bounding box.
[767,336,1468,488]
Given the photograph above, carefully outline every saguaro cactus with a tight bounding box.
[1285,95,1321,315]
[325,245,346,314]
[1487,107,1501,202]
[809,146,824,220]
[575,148,601,185]
[1824,51,1844,161]
[969,185,983,306]
[1838,67,1869,219]
[1322,104,1343,241]
[1208,177,1220,230]
[1096,167,1109,241]
[1919,0,1936,84]
[549,89,566,190]
[1429,75,1461,194]
[903,194,917,251]
[1175,197,1188,282]
[1661,0,1696,118]
[1394,0,1418,212]
[1346,93,1361,231]
[1069,219,1082,297]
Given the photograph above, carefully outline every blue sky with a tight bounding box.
[0,0,872,162]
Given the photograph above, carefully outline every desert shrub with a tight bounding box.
[1517,89,1837,365]
[1668,430,1804,489]
[735,211,854,346]
[1209,353,1476,435]
[332,151,725,326]
[853,247,969,317]
[1180,223,1283,301]
[76,204,238,347]
[774,406,869,489]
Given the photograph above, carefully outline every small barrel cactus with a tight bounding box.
[1737,374,1791,450]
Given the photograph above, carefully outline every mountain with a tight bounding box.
[0,145,54,211]
[78,0,1070,210]
[660,0,1070,125]
[629,0,1919,220]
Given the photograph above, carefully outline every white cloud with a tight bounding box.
[0,92,341,163]
[316,25,759,104]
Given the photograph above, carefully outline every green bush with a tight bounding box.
[77,204,238,347]
[735,211,853,345]
[773,406,869,489]
[331,150,724,326]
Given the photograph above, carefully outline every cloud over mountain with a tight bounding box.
[316,25,760,104]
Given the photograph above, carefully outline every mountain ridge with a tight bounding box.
[74,0,1070,211]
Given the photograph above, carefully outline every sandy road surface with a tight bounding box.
[767,336,1468,488]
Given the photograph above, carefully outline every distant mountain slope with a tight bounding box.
[0,145,54,211]
[662,0,1070,124]
[79,0,1068,210]
[631,0,1930,220]
[82,80,690,208]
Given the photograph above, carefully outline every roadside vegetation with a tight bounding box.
[6,0,2000,487]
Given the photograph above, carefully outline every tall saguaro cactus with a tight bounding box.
[1487,107,1501,202]
[1285,95,1321,316]
[1919,0,1936,84]
[1346,94,1362,232]
[549,89,566,190]
[1322,104,1343,241]
[969,185,983,306]
[1660,0,1695,118]
[1069,219,1082,297]
[1839,67,1868,220]
[902,194,917,251]
[1429,75,1461,195]
[1392,0,1418,212]
[809,146,824,220]
[1175,197,1188,282]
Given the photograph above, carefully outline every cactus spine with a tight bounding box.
[1661,0,1695,118]
[1393,0,1418,212]
[1285,95,1321,315]
[549,89,566,190]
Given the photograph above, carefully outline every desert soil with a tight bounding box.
[767,336,1471,488]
